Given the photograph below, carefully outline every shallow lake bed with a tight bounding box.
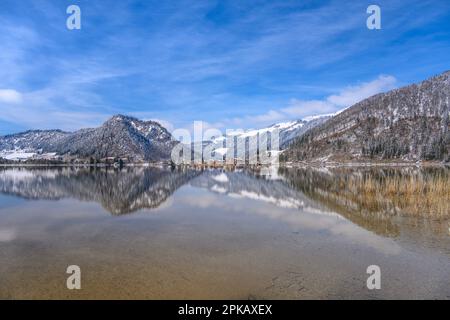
[0,166,449,299]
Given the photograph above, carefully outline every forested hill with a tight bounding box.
[282,71,450,163]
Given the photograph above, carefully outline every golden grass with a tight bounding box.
[281,167,450,220]
[341,170,450,218]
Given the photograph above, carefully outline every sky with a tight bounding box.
[0,0,449,135]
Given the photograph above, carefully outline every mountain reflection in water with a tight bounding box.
[0,167,198,215]
[0,166,448,236]
[0,165,449,299]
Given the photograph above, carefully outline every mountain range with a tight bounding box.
[283,71,450,163]
[1,71,449,163]
[191,114,332,161]
[0,115,177,162]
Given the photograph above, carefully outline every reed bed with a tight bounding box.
[281,167,450,219]
[338,169,450,218]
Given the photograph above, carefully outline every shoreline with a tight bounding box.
[282,161,450,168]
[0,161,448,169]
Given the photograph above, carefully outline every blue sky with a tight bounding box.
[0,0,449,135]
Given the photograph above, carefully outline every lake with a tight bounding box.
[0,166,449,299]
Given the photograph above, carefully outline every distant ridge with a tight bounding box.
[2,71,449,164]
[0,115,177,161]
[282,71,450,163]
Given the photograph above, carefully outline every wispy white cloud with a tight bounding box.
[252,110,285,123]
[327,75,397,107]
[231,75,398,127]
[282,100,336,118]
[0,22,119,130]
[0,89,23,104]
[0,0,447,134]
[284,75,397,117]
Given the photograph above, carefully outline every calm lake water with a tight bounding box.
[0,166,449,299]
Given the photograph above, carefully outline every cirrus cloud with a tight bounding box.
[232,74,398,128]
[0,89,23,104]
[327,75,397,107]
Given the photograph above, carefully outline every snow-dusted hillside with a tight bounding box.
[0,115,178,162]
[284,70,450,162]
[0,113,332,162]
[50,115,178,161]
[194,114,332,161]
[0,130,70,160]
